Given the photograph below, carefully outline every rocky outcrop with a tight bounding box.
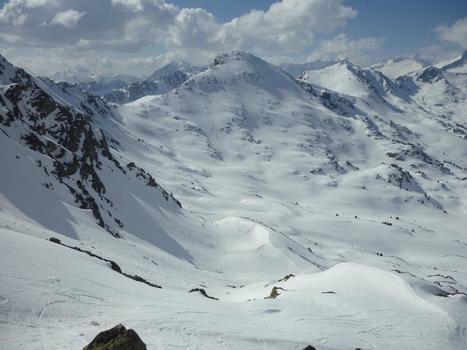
[302,346,317,350]
[0,54,182,237]
[83,324,146,350]
[189,288,219,300]
[265,286,285,299]
[48,237,162,289]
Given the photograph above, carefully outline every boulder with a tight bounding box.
[83,324,146,350]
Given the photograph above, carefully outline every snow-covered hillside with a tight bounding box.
[436,50,467,74]
[280,60,336,78]
[298,60,399,100]
[371,56,429,79]
[1,51,467,350]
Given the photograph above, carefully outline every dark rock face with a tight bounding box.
[189,288,219,300]
[83,324,146,350]
[416,66,443,84]
[278,273,295,282]
[302,346,317,350]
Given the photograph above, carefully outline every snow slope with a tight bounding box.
[436,50,467,73]
[298,60,399,101]
[1,51,467,350]
[371,57,429,79]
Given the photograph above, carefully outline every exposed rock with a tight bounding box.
[83,324,146,350]
[277,273,295,282]
[48,237,61,244]
[189,288,219,300]
[47,238,161,288]
[302,345,317,350]
[265,286,285,299]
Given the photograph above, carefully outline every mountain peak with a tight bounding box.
[183,50,302,97]
[212,51,262,67]
[147,60,194,81]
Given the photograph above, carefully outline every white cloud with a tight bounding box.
[168,8,219,49]
[162,0,360,62]
[0,0,385,74]
[0,45,176,76]
[0,0,178,50]
[416,44,462,65]
[307,34,384,64]
[50,9,84,28]
[436,17,467,48]
[0,0,358,53]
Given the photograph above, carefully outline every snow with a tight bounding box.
[1,50,467,349]
[436,51,467,73]
[371,57,428,79]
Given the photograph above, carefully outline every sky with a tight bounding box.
[0,0,466,76]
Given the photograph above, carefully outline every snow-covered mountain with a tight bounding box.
[50,69,138,98]
[1,51,467,350]
[280,60,337,78]
[103,61,203,104]
[49,61,201,104]
[76,75,139,96]
[437,50,467,73]
[371,56,429,79]
[298,59,400,100]
[147,60,201,80]
[49,66,99,84]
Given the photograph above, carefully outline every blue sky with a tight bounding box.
[0,0,466,75]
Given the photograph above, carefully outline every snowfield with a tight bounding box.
[1,51,467,350]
